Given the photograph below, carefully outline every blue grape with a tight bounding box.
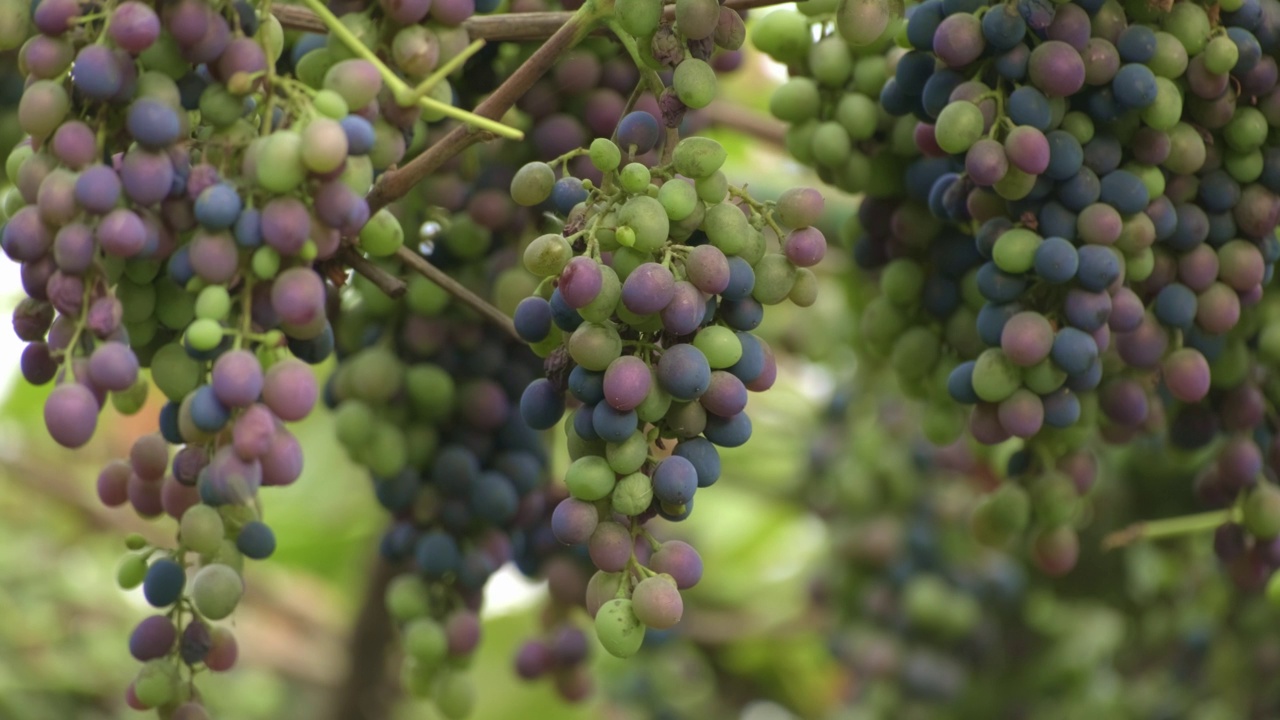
[722,257,755,300]
[1099,169,1149,213]
[673,437,721,488]
[1198,170,1241,213]
[1154,283,1197,330]
[1007,86,1051,129]
[977,302,1021,346]
[1042,388,1080,427]
[549,289,583,332]
[1037,202,1077,240]
[470,471,518,525]
[1075,245,1120,291]
[720,298,763,331]
[236,521,276,560]
[982,4,1026,50]
[519,378,565,430]
[127,99,183,149]
[657,344,712,400]
[894,51,936,95]
[375,470,418,512]
[1116,25,1157,63]
[1045,130,1083,180]
[652,456,698,505]
[1082,134,1122,175]
[922,70,965,119]
[415,531,461,579]
[233,208,262,248]
[431,445,479,496]
[976,262,1028,303]
[340,115,376,155]
[727,332,765,384]
[143,558,186,607]
[190,385,231,432]
[573,405,599,441]
[616,111,660,154]
[906,1,945,50]
[947,361,980,404]
[568,366,605,404]
[703,412,752,447]
[514,297,553,343]
[1051,327,1098,375]
[550,177,588,215]
[1057,167,1100,211]
[1168,203,1209,251]
[194,184,242,230]
[159,401,183,443]
[592,402,637,443]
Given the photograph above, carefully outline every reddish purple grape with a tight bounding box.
[1,207,52,262]
[1163,347,1211,402]
[1099,379,1148,427]
[22,342,57,385]
[969,401,1012,445]
[559,256,603,309]
[262,359,317,422]
[50,121,98,169]
[232,404,276,460]
[97,460,131,507]
[270,267,326,327]
[88,342,140,392]
[660,281,705,336]
[587,521,631,573]
[212,350,264,408]
[97,209,148,257]
[551,497,598,545]
[75,164,123,214]
[514,640,554,679]
[129,615,177,661]
[261,429,303,486]
[685,244,730,294]
[110,1,161,53]
[120,149,175,206]
[188,231,238,283]
[1003,126,1050,174]
[996,388,1043,438]
[214,37,267,82]
[621,262,675,315]
[602,356,651,412]
[44,383,98,448]
[1028,40,1085,97]
[649,540,702,589]
[784,227,826,267]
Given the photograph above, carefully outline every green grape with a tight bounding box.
[836,93,878,141]
[363,424,409,478]
[1165,122,1206,175]
[117,552,148,589]
[185,318,223,352]
[809,36,854,87]
[1267,571,1280,608]
[811,121,852,169]
[434,670,476,720]
[590,137,622,172]
[635,375,672,422]
[386,576,432,621]
[612,471,653,515]
[151,343,202,402]
[255,131,306,193]
[785,120,818,165]
[511,162,556,206]
[134,660,178,708]
[703,202,748,256]
[675,0,720,39]
[180,505,226,556]
[595,599,646,658]
[695,172,728,205]
[1024,359,1067,395]
[620,163,652,194]
[993,166,1035,200]
[659,179,699,221]
[769,77,821,123]
[790,267,819,307]
[750,9,812,64]
[523,233,573,276]
[359,208,405,257]
[606,432,649,474]
[566,455,619,501]
[672,137,726,179]
[837,0,900,46]
[199,84,242,128]
[568,322,623,371]
[335,400,376,449]
[1224,107,1267,153]
[403,618,448,666]
[313,89,349,119]
[881,259,924,307]
[1244,484,1280,538]
[0,0,30,50]
[405,275,450,316]
[890,327,940,381]
[111,379,150,415]
[971,484,1031,547]
[1029,474,1080,528]
[1148,31,1188,78]
[693,326,743,369]
[191,564,244,620]
[118,278,156,323]
[194,285,231,321]
[1162,2,1210,55]
[852,55,889,96]
[580,265,622,322]
[933,101,984,154]
[751,253,798,305]
[993,228,1041,274]
[617,195,670,253]
[673,59,717,110]
[405,364,455,423]
[617,0,662,37]
[972,348,1022,403]
[1203,35,1239,75]
[1140,77,1182,131]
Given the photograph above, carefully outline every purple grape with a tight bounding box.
[551,497,598,544]
[180,620,213,666]
[699,370,747,417]
[1099,379,1148,427]
[88,342,140,391]
[86,296,124,339]
[187,231,237,284]
[97,460,131,506]
[232,404,276,460]
[22,35,75,80]
[685,244,730,294]
[201,445,263,505]
[129,615,177,661]
[1108,287,1144,332]
[1004,125,1050,174]
[72,45,124,100]
[215,37,267,82]
[257,197,311,255]
[270,267,326,327]
[616,111,660,154]
[121,149,175,206]
[1000,311,1053,366]
[1218,437,1263,490]
[784,227,826,267]
[1116,312,1168,369]
[1028,40,1085,97]
[182,12,230,64]
[262,359,318,422]
[22,342,57,385]
[515,640,554,679]
[587,521,632,573]
[261,429,303,486]
[602,356,651,412]
[52,223,94,275]
[50,121,98,169]
[44,383,99,448]
[75,164,123,214]
[933,13,986,68]
[969,401,1012,445]
[1163,347,1210,402]
[97,209,148,257]
[660,281,705,336]
[212,350,264,408]
[12,298,53,342]
[621,262,675,315]
[110,1,161,53]
[127,99,182,149]
[649,540,702,589]
[1,207,52,262]
[559,256,603,309]
[1063,289,1112,332]
[45,271,84,317]
[965,138,1008,186]
[430,0,475,24]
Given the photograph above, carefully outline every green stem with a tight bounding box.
[406,39,487,102]
[1101,508,1240,550]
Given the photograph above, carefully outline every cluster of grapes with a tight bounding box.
[759,0,1280,583]
[0,0,478,712]
[507,107,824,657]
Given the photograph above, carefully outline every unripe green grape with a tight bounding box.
[434,670,476,720]
[523,233,573,277]
[313,89,349,119]
[595,599,646,658]
[750,8,812,63]
[590,138,622,172]
[135,660,179,708]
[405,275,450,316]
[620,163,651,194]
[204,538,244,574]
[881,259,924,307]
[580,265,622,322]
[692,173,726,205]
[921,403,965,445]
[785,120,818,165]
[112,379,150,415]
[617,195,670,253]
[1162,2,1210,55]
[811,122,852,169]
[1203,35,1239,75]
[405,364,455,423]
[694,326,742,369]
[181,506,226,556]
[993,228,1041,274]
[359,208,405,257]
[1023,359,1066,395]
[616,304,664,332]
[606,432,649,474]
[890,327,940,382]
[191,563,244,621]
[971,484,1030,547]
[194,285,231,322]
[617,0,663,37]
[703,202,748,256]
[672,137,726,179]
[1140,77,1182,131]
[836,93,877,141]
[151,343,202,402]
[403,618,448,666]
[386,575,431,621]
[751,254,798,305]
[0,0,31,50]
[566,456,618,501]
[1267,571,1280,608]
[972,348,1021,403]
[255,131,306,193]
[612,472,654,515]
[739,228,767,266]
[567,421,607,461]
[790,267,819,307]
[769,77,821,123]
[1029,474,1080,528]
[673,59,717,109]
[808,36,854,87]
[363,425,409,478]
[199,84,242,128]
[117,552,149,589]
[1224,107,1267,152]
[1165,122,1206,175]
[185,318,224,352]
[659,179,699,220]
[993,166,1035,200]
[837,0,900,46]
[511,162,556,206]
[676,0,720,40]
[1226,148,1263,183]
[569,322,623,371]
[635,376,672,422]
[933,101,983,154]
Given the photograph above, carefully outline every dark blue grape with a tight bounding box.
[194,183,242,230]
[143,558,186,607]
[550,177,588,215]
[1084,87,1121,122]
[703,412,752,447]
[190,385,230,432]
[1045,130,1083,180]
[592,402,637,443]
[1198,170,1241,213]
[947,360,980,403]
[375,469,419,512]
[1064,289,1112,331]
[1154,283,1197,330]
[340,115,376,155]
[976,262,1028,303]
[1017,0,1054,33]
[922,275,960,319]
[879,78,914,117]
[493,451,542,495]
[977,302,1020,346]
[1206,212,1237,247]
[514,297,553,343]
[657,496,694,522]
[982,4,1026,50]
[573,404,598,441]
[234,208,262,248]
[1042,388,1080,427]
[127,99,183,149]
[617,111,660,154]
[1167,203,1209,251]
[975,217,1013,259]
[1038,202,1077,240]
[1007,86,1051,129]
[1033,236,1078,282]
[906,0,945,50]
[1051,327,1098,375]
[1229,27,1263,72]
[1146,195,1177,240]
[904,157,953,203]
[1057,167,1100,211]
[415,531,461,579]
[549,289,583,332]
[720,298,763,331]
[1082,134,1122,175]
[1075,245,1121,291]
[568,366,605,405]
[471,471,518,525]
[1065,357,1102,390]
[722,257,755,300]
[652,456,697,505]
[236,521,276,560]
[431,444,480,496]
[895,51,936,96]
[159,401,182,444]
[1224,0,1264,32]
[1116,25,1157,63]
[995,44,1030,80]
[727,332,764,384]
[519,378,565,430]
[673,437,720,488]
[922,69,965,119]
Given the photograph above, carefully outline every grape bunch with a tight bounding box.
[507,107,825,657]
[758,0,1280,583]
